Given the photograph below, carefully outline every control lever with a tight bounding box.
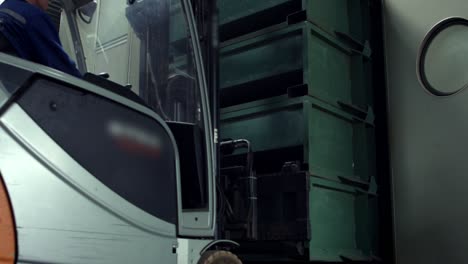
[97,72,110,79]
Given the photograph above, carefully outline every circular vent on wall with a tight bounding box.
[417,17,468,96]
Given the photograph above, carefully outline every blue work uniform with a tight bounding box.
[0,0,82,77]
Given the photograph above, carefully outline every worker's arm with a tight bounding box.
[0,6,82,78]
[29,12,82,78]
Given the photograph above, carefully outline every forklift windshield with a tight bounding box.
[59,0,216,234]
[59,0,202,125]
[59,0,216,227]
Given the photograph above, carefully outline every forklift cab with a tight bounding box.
[58,0,217,237]
[0,0,228,263]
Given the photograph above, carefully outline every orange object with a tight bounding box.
[0,173,16,264]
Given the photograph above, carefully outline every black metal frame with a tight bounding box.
[372,1,394,263]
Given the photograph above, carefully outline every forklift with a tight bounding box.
[0,0,246,263]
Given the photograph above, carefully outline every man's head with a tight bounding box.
[26,0,49,11]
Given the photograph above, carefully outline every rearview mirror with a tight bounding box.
[417,17,468,96]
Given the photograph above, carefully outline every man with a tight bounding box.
[0,0,82,77]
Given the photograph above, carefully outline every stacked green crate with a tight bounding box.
[221,96,375,183]
[221,96,377,261]
[218,0,371,42]
[218,0,378,262]
[220,22,372,109]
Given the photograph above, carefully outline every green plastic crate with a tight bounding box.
[255,172,378,262]
[219,0,289,25]
[219,22,372,109]
[221,95,376,182]
[308,176,377,262]
[218,0,371,41]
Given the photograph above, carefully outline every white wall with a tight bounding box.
[384,1,468,264]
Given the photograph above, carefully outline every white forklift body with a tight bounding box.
[0,0,233,262]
